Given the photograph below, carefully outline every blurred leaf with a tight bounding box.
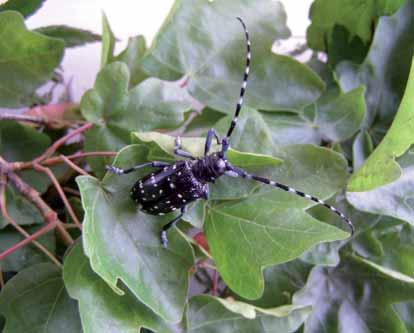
[0,263,81,333]
[81,62,193,176]
[352,129,374,170]
[0,0,45,18]
[64,241,177,332]
[347,55,414,192]
[347,150,414,225]
[307,0,405,51]
[0,225,55,272]
[101,12,116,68]
[327,25,370,65]
[294,255,414,333]
[143,0,325,113]
[76,145,195,322]
[0,11,64,107]
[114,35,148,86]
[35,25,101,48]
[337,1,414,129]
[239,260,311,309]
[186,295,311,332]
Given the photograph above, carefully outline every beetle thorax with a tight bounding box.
[192,154,227,183]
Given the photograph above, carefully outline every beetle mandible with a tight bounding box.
[106,17,355,247]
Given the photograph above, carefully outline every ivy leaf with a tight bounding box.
[100,12,116,68]
[307,0,405,51]
[113,35,149,87]
[64,242,177,333]
[293,255,414,333]
[76,145,195,323]
[347,55,414,192]
[81,62,193,175]
[0,0,45,18]
[336,1,414,130]
[35,25,101,48]
[0,263,81,333]
[0,11,64,107]
[186,295,311,332]
[0,225,55,272]
[203,139,350,298]
[347,150,414,225]
[142,0,324,113]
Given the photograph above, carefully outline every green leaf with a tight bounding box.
[307,0,405,51]
[186,295,311,332]
[293,255,414,333]
[239,260,311,309]
[76,145,195,322]
[100,12,116,68]
[114,35,149,87]
[35,25,101,48]
[0,225,55,272]
[0,0,45,18]
[81,62,193,175]
[352,129,374,170]
[0,263,81,333]
[347,150,414,225]
[64,242,176,332]
[203,143,350,298]
[347,55,414,191]
[142,0,325,113]
[312,86,366,142]
[337,1,414,131]
[0,11,64,107]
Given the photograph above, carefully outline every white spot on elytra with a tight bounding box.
[170,183,175,189]
[178,194,182,198]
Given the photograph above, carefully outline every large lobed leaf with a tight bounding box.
[81,62,193,176]
[0,11,64,107]
[142,0,324,113]
[64,241,177,333]
[76,144,195,323]
[0,263,81,333]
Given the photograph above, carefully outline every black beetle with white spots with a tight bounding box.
[106,17,355,247]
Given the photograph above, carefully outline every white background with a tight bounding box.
[25,0,313,101]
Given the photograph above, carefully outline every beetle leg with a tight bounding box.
[160,206,187,247]
[204,128,221,156]
[174,136,195,159]
[105,161,169,175]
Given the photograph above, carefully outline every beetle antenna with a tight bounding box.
[228,166,355,236]
[222,17,251,154]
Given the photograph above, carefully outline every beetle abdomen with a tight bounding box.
[131,160,208,215]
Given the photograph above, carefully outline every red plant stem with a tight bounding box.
[13,151,117,171]
[33,163,82,229]
[212,270,218,296]
[33,122,93,164]
[0,176,61,267]
[0,157,73,246]
[59,154,90,176]
[0,221,57,261]
[63,187,80,197]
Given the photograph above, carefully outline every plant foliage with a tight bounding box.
[0,0,414,332]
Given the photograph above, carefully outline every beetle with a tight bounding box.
[106,17,355,247]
